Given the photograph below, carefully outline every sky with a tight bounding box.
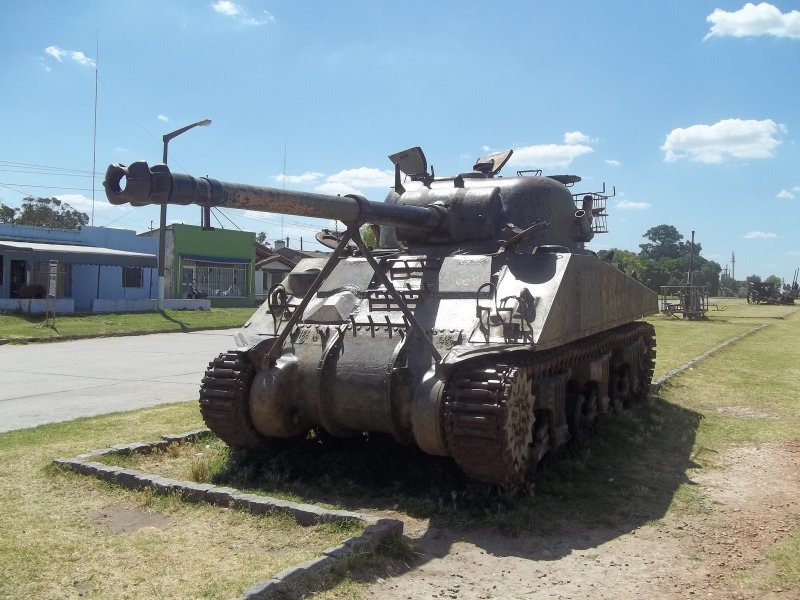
[1,1,799,281]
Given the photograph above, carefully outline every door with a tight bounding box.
[10,260,26,298]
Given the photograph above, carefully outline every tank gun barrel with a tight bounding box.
[104,161,443,231]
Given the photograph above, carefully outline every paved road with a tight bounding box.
[0,329,241,433]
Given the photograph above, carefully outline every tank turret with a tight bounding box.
[104,146,657,488]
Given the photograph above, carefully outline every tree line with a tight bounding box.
[0,197,786,293]
[598,224,781,296]
[1,197,89,229]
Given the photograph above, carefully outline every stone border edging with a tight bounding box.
[650,323,769,392]
[53,428,403,600]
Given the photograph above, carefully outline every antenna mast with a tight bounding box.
[91,31,99,226]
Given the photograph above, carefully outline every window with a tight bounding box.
[122,266,143,288]
[182,258,246,297]
[32,261,70,297]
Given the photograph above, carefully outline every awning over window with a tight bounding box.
[0,240,157,268]
[182,254,251,265]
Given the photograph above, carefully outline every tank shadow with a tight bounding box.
[211,395,700,588]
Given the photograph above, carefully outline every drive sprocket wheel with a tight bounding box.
[199,350,269,449]
[444,366,535,488]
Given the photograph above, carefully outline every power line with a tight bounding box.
[0,160,92,175]
[98,75,160,147]
[212,207,243,230]
[0,181,96,192]
[0,168,93,178]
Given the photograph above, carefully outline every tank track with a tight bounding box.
[443,321,655,487]
[199,351,268,449]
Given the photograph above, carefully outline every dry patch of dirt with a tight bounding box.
[94,505,174,534]
[365,442,800,599]
[713,406,779,419]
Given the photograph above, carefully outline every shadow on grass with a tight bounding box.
[208,395,701,588]
[157,310,190,332]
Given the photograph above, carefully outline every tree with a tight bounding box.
[0,204,18,223]
[765,275,782,287]
[255,231,267,245]
[639,225,684,259]
[1,197,89,229]
[359,223,378,249]
[597,248,645,275]
[633,225,720,293]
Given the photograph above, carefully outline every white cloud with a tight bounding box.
[44,46,96,68]
[212,1,274,26]
[777,189,795,199]
[45,46,65,61]
[616,199,650,210]
[604,159,621,167]
[157,115,170,123]
[55,194,114,212]
[661,118,783,163]
[314,182,362,196]
[273,172,325,185]
[212,0,239,16]
[563,131,596,145]
[508,143,593,169]
[325,167,393,189]
[743,230,778,239]
[274,167,393,196]
[705,3,800,40]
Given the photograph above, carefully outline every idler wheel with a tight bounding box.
[199,351,270,449]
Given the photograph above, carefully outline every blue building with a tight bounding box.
[0,223,157,312]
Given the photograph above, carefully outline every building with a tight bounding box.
[139,224,256,308]
[253,239,329,302]
[0,223,157,313]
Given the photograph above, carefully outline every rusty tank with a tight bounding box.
[104,147,658,488]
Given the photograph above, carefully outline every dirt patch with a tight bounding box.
[713,406,780,419]
[365,442,800,599]
[94,505,174,534]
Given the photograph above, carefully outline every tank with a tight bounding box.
[104,147,658,488]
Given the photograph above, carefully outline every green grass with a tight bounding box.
[0,404,363,600]
[1,298,798,598]
[647,297,799,378]
[769,526,800,588]
[0,307,256,342]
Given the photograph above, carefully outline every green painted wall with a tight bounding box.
[172,224,256,307]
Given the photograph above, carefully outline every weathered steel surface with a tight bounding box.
[104,147,659,488]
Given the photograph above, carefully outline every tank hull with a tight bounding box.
[202,248,657,487]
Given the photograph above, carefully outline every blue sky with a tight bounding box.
[1,1,799,281]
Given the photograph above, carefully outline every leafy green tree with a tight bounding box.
[0,204,17,223]
[598,248,646,277]
[359,224,378,249]
[765,275,782,287]
[633,225,719,293]
[255,231,267,244]
[639,225,684,259]
[2,197,89,229]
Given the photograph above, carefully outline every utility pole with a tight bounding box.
[157,118,212,310]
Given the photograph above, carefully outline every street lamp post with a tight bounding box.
[157,118,212,310]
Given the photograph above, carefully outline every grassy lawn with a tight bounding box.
[0,404,363,600]
[0,307,256,342]
[1,298,797,598]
